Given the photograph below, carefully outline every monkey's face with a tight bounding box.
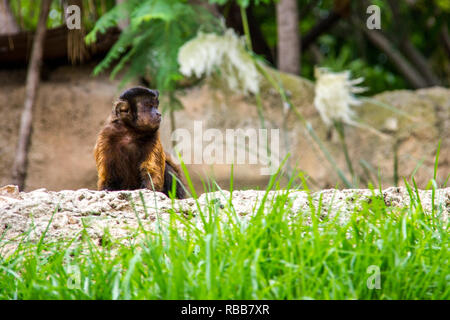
[134,97,161,132]
[114,88,161,133]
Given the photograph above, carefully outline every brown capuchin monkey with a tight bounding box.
[94,87,186,199]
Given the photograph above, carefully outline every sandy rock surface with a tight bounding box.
[1,66,448,192]
[0,185,448,250]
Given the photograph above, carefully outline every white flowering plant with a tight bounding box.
[178,29,261,95]
[313,67,370,180]
[313,67,367,126]
[86,0,222,133]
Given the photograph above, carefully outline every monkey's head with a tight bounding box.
[113,87,161,132]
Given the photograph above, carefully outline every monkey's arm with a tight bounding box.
[140,140,166,191]
[94,138,108,190]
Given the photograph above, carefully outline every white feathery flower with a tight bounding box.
[178,29,260,95]
[313,67,367,126]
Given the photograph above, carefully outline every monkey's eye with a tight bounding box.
[116,101,129,114]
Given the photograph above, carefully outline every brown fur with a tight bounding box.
[94,87,186,198]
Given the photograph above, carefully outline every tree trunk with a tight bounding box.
[11,0,51,190]
[276,0,300,74]
[0,0,19,35]
[387,0,440,86]
[399,40,440,86]
[360,24,428,88]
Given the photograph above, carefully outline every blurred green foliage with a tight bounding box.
[85,0,220,118]
[252,0,448,94]
[8,0,117,30]
[6,0,450,95]
[209,0,271,8]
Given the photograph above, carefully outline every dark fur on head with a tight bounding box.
[119,87,159,101]
[112,87,161,133]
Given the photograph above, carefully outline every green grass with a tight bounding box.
[0,168,448,300]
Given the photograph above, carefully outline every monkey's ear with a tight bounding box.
[113,100,130,117]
